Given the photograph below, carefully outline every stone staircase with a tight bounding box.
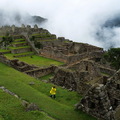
[9,38,34,57]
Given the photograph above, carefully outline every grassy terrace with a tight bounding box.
[31,34,56,38]
[0,62,96,120]
[37,39,57,42]
[12,52,34,56]
[14,39,25,41]
[12,41,27,44]
[39,74,54,81]
[9,46,30,50]
[5,54,64,67]
[0,49,11,52]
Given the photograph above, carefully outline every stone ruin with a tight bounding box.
[0,24,48,36]
[0,25,119,120]
[76,70,120,120]
[0,53,54,78]
[39,38,104,64]
[50,57,116,94]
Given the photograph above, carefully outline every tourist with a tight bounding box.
[50,86,56,99]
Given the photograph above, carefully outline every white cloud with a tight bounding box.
[0,0,120,49]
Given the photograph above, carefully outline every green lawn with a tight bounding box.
[0,62,96,120]
[5,54,64,67]
[0,89,54,120]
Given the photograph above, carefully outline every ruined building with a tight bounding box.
[0,25,119,120]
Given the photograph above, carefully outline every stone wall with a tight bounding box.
[0,53,55,78]
[51,65,101,94]
[13,42,28,47]
[41,49,68,63]
[25,66,54,78]
[68,60,101,77]
[51,67,77,91]
[70,42,103,54]
[11,47,32,54]
[99,66,116,76]
[106,70,120,110]
[0,53,37,72]
[22,33,39,54]
[67,51,104,64]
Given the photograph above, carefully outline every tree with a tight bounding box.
[104,48,120,70]
[1,35,13,49]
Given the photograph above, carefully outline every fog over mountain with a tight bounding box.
[0,0,120,49]
[0,10,46,26]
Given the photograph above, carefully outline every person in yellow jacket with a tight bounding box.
[50,86,56,99]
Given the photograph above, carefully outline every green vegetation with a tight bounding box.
[14,39,25,41]
[5,54,64,67]
[9,46,30,50]
[12,52,34,56]
[0,49,10,52]
[34,42,43,49]
[104,48,120,70]
[0,35,13,48]
[12,41,27,44]
[31,33,56,40]
[0,89,54,120]
[39,73,54,81]
[0,62,96,120]
[37,39,57,42]
[32,33,52,38]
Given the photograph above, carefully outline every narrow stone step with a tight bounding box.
[0,49,11,54]
[13,52,35,58]
[10,46,32,54]
[14,39,26,42]
[12,42,28,47]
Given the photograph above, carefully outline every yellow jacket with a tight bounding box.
[50,87,56,95]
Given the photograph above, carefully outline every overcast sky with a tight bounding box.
[0,0,120,49]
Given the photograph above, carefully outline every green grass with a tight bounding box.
[0,49,10,52]
[0,36,3,37]
[37,39,57,42]
[9,46,30,50]
[39,73,54,81]
[14,39,25,41]
[12,41,27,44]
[12,52,34,56]
[5,54,64,67]
[0,62,96,120]
[100,72,110,77]
[0,89,54,120]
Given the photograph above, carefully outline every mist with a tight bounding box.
[0,0,120,49]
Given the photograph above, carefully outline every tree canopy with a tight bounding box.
[104,48,120,70]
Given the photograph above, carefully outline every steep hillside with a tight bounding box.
[0,62,96,120]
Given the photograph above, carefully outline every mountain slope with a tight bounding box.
[0,62,96,120]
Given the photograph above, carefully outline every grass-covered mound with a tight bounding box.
[0,62,96,120]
